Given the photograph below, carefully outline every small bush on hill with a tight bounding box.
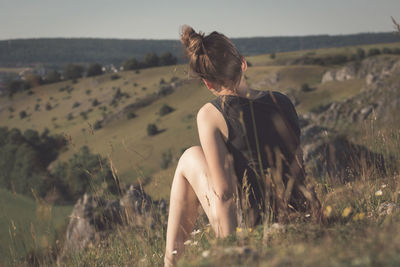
[126,111,136,119]
[110,74,120,80]
[159,104,174,116]
[301,83,313,92]
[160,149,173,169]
[45,103,52,110]
[72,102,80,108]
[67,113,74,121]
[19,110,27,119]
[147,124,159,136]
[93,120,102,130]
[92,98,100,107]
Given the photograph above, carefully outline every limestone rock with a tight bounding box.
[378,202,397,216]
[59,185,166,262]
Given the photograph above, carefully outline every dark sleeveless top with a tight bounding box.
[210,91,301,225]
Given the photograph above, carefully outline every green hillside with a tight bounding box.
[0,188,72,263]
[1,42,400,264]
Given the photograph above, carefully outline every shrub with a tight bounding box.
[92,98,100,107]
[160,149,173,169]
[72,102,80,108]
[159,104,174,116]
[34,104,40,111]
[45,103,52,111]
[159,78,166,85]
[270,53,276,59]
[85,89,92,95]
[170,76,179,82]
[93,120,102,130]
[19,110,27,119]
[147,124,159,136]
[67,113,74,120]
[80,111,88,120]
[127,111,136,119]
[301,83,313,92]
[110,74,120,80]
[86,63,103,77]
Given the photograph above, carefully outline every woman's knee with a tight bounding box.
[178,146,203,168]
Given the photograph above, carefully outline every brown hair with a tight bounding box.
[180,25,243,90]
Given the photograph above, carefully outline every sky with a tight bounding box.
[1,0,400,40]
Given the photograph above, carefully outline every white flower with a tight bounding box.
[375,190,383,196]
[202,250,210,258]
[191,229,201,236]
[381,184,387,188]
[184,240,192,246]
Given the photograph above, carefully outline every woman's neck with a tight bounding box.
[215,78,260,99]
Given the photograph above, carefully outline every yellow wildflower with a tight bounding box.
[342,207,352,218]
[353,212,365,221]
[323,205,332,218]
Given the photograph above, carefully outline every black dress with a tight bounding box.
[210,91,303,225]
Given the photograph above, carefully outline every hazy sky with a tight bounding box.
[1,0,400,40]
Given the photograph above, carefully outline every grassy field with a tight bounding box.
[0,188,72,264]
[1,42,400,264]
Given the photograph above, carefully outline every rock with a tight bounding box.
[264,223,286,236]
[378,202,397,216]
[59,185,166,262]
[321,70,335,83]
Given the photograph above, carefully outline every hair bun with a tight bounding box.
[180,25,205,57]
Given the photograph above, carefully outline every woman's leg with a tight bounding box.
[164,146,236,266]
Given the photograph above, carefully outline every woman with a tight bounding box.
[164,26,320,266]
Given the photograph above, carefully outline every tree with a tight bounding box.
[86,63,103,77]
[45,70,61,83]
[52,146,118,201]
[368,48,381,57]
[63,64,84,80]
[144,53,160,67]
[6,79,31,97]
[356,48,365,60]
[160,52,177,66]
[123,57,140,71]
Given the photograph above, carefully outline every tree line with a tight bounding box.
[3,51,178,97]
[0,33,399,67]
[0,127,119,203]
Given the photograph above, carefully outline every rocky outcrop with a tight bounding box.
[300,116,387,183]
[59,185,166,261]
[321,55,400,86]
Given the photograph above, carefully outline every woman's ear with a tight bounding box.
[202,78,215,90]
[241,57,248,72]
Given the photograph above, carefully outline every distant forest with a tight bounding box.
[0,32,399,68]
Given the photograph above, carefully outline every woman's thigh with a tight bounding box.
[178,146,220,228]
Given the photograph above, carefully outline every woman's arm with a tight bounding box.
[197,103,238,237]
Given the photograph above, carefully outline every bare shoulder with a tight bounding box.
[197,102,228,138]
